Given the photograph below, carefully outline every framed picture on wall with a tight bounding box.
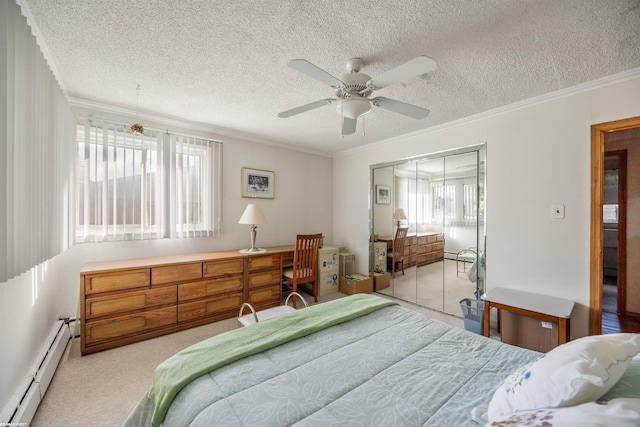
[376,185,390,204]
[242,167,275,199]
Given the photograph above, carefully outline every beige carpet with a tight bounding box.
[378,259,479,316]
[30,292,463,427]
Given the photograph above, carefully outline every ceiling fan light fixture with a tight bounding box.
[279,56,437,132]
[339,96,371,119]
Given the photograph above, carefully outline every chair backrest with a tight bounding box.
[394,227,409,260]
[292,233,323,282]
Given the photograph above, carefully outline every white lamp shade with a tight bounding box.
[394,208,407,220]
[239,204,267,225]
[338,96,371,119]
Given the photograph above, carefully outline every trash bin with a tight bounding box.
[460,298,484,335]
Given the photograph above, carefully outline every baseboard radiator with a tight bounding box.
[444,251,458,260]
[0,319,72,425]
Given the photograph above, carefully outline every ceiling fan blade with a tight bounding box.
[288,59,344,88]
[367,56,437,90]
[371,97,430,119]
[342,117,357,135]
[278,99,334,118]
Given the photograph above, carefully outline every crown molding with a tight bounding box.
[67,96,332,158]
[334,67,640,158]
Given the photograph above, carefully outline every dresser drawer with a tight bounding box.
[178,293,242,323]
[248,254,281,272]
[427,242,444,252]
[152,262,202,285]
[248,269,281,289]
[417,254,428,265]
[84,269,150,295]
[178,276,243,302]
[248,284,281,309]
[417,235,428,245]
[84,306,176,345]
[203,258,244,278]
[85,286,176,319]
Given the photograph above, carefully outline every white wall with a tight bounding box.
[333,71,640,339]
[0,107,333,412]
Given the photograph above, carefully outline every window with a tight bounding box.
[463,182,478,221]
[395,174,478,226]
[76,118,222,243]
[432,182,456,222]
[429,177,477,224]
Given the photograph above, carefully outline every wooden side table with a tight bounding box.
[483,287,574,348]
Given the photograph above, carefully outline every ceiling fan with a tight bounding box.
[278,56,437,135]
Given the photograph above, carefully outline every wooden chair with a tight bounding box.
[282,233,322,308]
[388,227,409,276]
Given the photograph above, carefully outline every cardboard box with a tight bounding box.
[371,272,390,291]
[340,274,372,295]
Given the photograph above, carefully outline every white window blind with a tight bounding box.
[463,181,478,221]
[430,177,477,224]
[1,0,76,283]
[395,176,433,226]
[432,181,456,222]
[76,119,222,243]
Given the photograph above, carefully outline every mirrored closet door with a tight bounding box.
[370,145,485,317]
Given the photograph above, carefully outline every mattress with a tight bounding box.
[125,294,541,426]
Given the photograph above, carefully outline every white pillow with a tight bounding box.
[488,333,640,423]
[489,398,640,427]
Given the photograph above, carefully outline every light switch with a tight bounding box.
[551,204,565,219]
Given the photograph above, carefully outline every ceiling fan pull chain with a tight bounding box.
[341,101,345,139]
[362,115,366,136]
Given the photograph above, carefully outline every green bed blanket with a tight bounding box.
[148,293,397,426]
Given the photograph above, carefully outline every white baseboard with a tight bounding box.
[0,320,71,424]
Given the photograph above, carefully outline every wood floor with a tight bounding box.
[602,279,640,334]
[602,311,640,334]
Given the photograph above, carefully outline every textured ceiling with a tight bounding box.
[21,0,640,155]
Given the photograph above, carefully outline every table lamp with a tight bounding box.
[394,208,407,228]
[238,204,267,253]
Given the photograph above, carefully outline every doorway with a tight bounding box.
[590,116,640,335]
[602,150,627,330]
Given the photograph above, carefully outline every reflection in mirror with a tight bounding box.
[370,166,396,297]
[442,151,481,315]
[370,145,486,318]
[414,157,445,312]
[387,162,418,302]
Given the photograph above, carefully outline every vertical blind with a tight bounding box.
[1,0,76,283]
[76,119,222,242]
[396,175,477,226]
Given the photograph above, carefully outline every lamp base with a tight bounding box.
[239,248,267,254]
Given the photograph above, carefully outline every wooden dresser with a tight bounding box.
[80,246,293,355]
[378,232,444,269]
